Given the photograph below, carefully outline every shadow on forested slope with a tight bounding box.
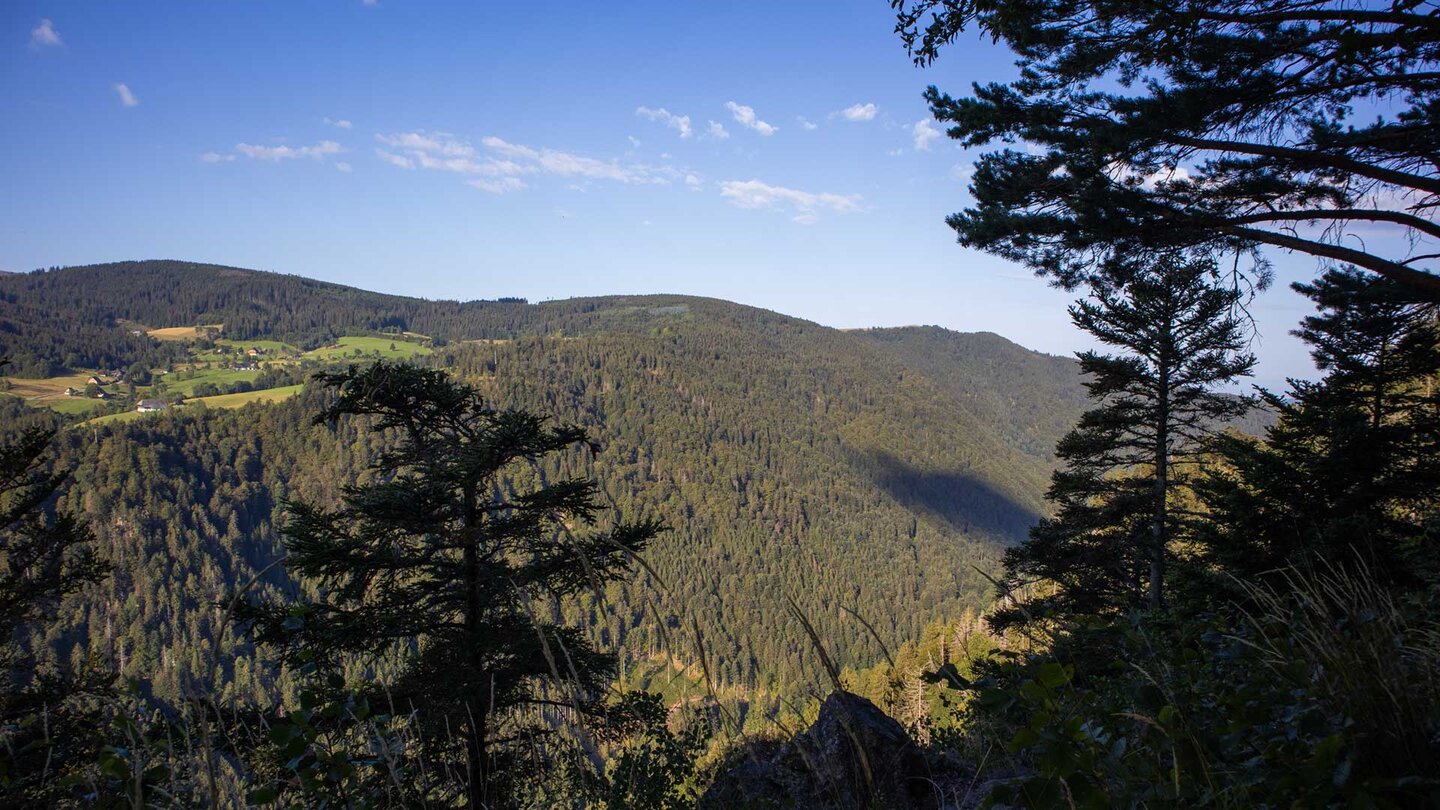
[863,450,1041,543]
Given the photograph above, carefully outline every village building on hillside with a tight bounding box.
[136,398,168,413]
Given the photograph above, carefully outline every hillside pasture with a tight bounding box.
[82,384,303,427]
[303,335,432,361]
[2,373,116,415]
[84,409,151,427]
[214,338,299,355]
[160,367,262,397]
[146,324,224,342]
[188,384,302,409]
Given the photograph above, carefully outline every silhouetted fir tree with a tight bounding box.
[894,0,1440,294]
[0,389,109,804]
[1198,268,1440,582]
[244,362,665,808]
[991,258,1254,632]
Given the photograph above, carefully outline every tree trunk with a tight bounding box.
[1150,359,1171,611]
[461,484,492,808]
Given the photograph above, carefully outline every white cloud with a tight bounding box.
[236,140,344,161]
[468,177,526,194]
[685,173,701,188]
[199,152,235,163]
[482,136,673,183]
[374,130,677,190]
[376,131,475,157]
[362,0,379,6]
[335,162,353,173]
[798,117,818,131]
[628,135,641,148]
[719,179,861,221]
[1140,165,1192,188]
[325,117,353,130]
[115,83,139,107]
[375,149,415,169]
[725,101,777,136]
[30,19,61,47]
[838,103,878,122]
[705,121,730,140]
[912,119,940,151]
[635,106,692,139]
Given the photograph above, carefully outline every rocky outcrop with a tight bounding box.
[699,691,940,810]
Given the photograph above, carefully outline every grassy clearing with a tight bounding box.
[2,373,119,414]
[214,338,299,355]
[160,367,262,396]
[81,385,303,427]
[49,398,113,416]
[146,324,224,342]
[188,384,302,409]
[304,335,432,361]
[84,409,151,427]
[3,373,95,401]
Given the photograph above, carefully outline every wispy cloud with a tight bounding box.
[635,106,692,139]
[837,103,877,122]
[912,119,940,150]
[483,136,669,183]
[468,177,526,194]
[705,121,730,140]
[236,140,344,161]
[374,130,679,190]
[375,149,414,169]
[335,162,353,173]
[719,179,861,222]
[797,117,818,131]
[115,83,139,107]
[30,19,62,47]
[325,117,353,130]
[725,101,777,136]
[199,152,235,163]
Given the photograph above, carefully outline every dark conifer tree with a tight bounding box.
[245,362,665,808]
[1199,268,1440,580]
[0,407,108,802]
[991,257,1254,632]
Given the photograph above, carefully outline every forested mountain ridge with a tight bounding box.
[855,326,1090,462]
[1,261,1092,712]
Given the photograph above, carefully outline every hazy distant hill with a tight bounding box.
[7,261,1089,709]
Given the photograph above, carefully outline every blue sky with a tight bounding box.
[3,1,1334,387]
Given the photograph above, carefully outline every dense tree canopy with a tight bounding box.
[0,407,108,803]
[895,0,1440,293]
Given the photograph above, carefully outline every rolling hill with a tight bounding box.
[4,261,1089,717]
